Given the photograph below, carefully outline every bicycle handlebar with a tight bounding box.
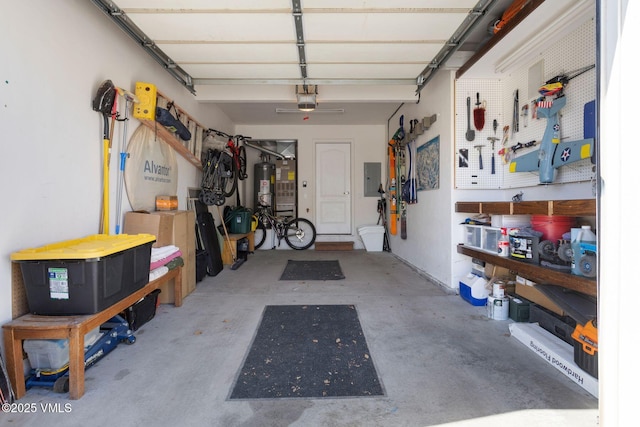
[207,128,252,144]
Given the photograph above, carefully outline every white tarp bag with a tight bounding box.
[124,124,178,211]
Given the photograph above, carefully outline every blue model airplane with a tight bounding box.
[508,65,595,184]
[508,95,594,183]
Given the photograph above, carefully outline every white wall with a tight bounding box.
[0,0,233,339]
[384,71,455,288]
[235,124,387,247]
[600,0,637,423]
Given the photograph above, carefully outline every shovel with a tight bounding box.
[465,97,475,141]
[92,80,116,234]
[474,92,486,131]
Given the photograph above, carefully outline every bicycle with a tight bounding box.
[253,199,316,250]
[205,129,249,199]
[228,134,248,182]
[200,148,234,206]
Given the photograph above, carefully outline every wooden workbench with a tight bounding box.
[2,266,182,400]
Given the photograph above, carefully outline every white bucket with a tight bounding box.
[492,281,506,298]
[357,225,385,252]
[487,295,510,320]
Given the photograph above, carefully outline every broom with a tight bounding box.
[216,206,246,270]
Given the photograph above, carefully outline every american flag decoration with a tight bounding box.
[537,99,553,108]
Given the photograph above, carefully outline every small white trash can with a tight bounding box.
[357,225,385,252]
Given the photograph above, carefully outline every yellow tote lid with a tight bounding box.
[11,234,156,261]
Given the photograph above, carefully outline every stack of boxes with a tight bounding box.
[124,210,196,304]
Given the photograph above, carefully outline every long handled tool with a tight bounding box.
[92,80,116,234]
[465,97,475,141]
[216,205,245,270]
[114,88,139,234]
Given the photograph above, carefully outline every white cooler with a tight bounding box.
[358,225,385,252]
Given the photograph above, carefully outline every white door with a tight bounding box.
[315,142,351,234]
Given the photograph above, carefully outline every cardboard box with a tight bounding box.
[515,282,565,316]
[152,210,196,303]
[485,263,516,281]
[124,212,173,248]
[124,210,196,303]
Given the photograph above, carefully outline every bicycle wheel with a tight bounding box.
[237,145,248,180]
[220,152,237,197]
[284,218,316,250]
[253,220,267,249]
[221,173,236,198]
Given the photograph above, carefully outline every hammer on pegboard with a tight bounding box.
[474,145,484,170]
[487,136,499,174]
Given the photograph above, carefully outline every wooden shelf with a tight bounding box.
[456,198,597,297]
[455,199,596,216]
[457,244,596,297]
[139,90,206,170]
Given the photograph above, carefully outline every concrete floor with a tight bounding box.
[5,250,598,427]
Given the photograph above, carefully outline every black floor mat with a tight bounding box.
[279,260,345,281]
[229,305,383,399]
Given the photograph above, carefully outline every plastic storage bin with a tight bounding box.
[482,227,502,254]
[23,328,101,370]
[12,234,155,315]
[462,225,501,254]
[123,289,161,331]
[358,225,384,252]
[462,224,482,248]
[228,209,252,234]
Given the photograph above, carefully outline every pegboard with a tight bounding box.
[12,262,29,319]
[455,17,596,189]
[455,79,505,189]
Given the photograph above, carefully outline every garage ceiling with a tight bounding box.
[92,0,521,125]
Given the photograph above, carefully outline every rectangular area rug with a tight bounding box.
[229,305,383,399]
[279,260,345,281]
